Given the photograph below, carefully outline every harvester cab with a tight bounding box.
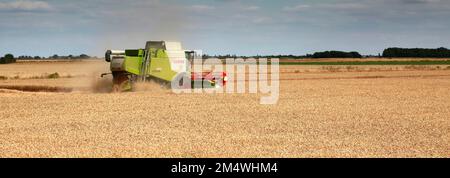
[103,41,227,92]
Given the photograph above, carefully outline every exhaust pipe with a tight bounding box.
[105,50,125,62]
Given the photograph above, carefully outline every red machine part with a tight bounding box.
[191,71,228,86]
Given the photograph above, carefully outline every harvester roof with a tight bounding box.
[145,41,182,51]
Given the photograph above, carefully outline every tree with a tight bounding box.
[312,51,362,58]
[4,54,14,60]
[383,47,450,58]
[0,54,15,64]
[79,54,90,59]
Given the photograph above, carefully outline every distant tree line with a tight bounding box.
[204,48,450,59]
[0,53,94,64]
[2,47,450,64]
[310,51,362,58]
[0,54,16,64]
[202,54,309,59]
[383,47,450,58]
[20,54,92,60]
[202,51,363,59]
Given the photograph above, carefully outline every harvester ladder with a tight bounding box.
[140,50,151,82]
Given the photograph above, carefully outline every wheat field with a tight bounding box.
[0,60,449,157]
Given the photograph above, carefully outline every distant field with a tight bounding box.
[0,59,449,157]
[279,57,450,62]
[278,60,450,65]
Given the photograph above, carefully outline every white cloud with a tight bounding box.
[402,0,441,3]
[252,17,270,24]
[187,5,215,12]
[0,0,52,11]
[242,5,260,11]
[283,2,368,13]
[320,3,367,10]
[283,4,310,12]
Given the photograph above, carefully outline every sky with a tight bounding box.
[0,0,449,57]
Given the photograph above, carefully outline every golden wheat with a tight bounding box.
[0,60,448,157]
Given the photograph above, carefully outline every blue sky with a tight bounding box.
[0,0,449,57]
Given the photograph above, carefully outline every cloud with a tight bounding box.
[402,0,441,4]
[242,5,260,11]
[187,5,215,12]
[283,4,310,12]
[0,0,52,12]
[320,3,367,10]
[284,2,367,12]
[252,17,271,24]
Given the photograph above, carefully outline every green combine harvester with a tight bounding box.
[102,41,227,92]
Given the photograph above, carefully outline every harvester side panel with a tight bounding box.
[124,56,143,75]
[147,49,178,81]
[123,49,145,76]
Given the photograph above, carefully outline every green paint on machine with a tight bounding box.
[103,41,227,92]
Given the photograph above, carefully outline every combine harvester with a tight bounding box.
[102,41,227,92]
